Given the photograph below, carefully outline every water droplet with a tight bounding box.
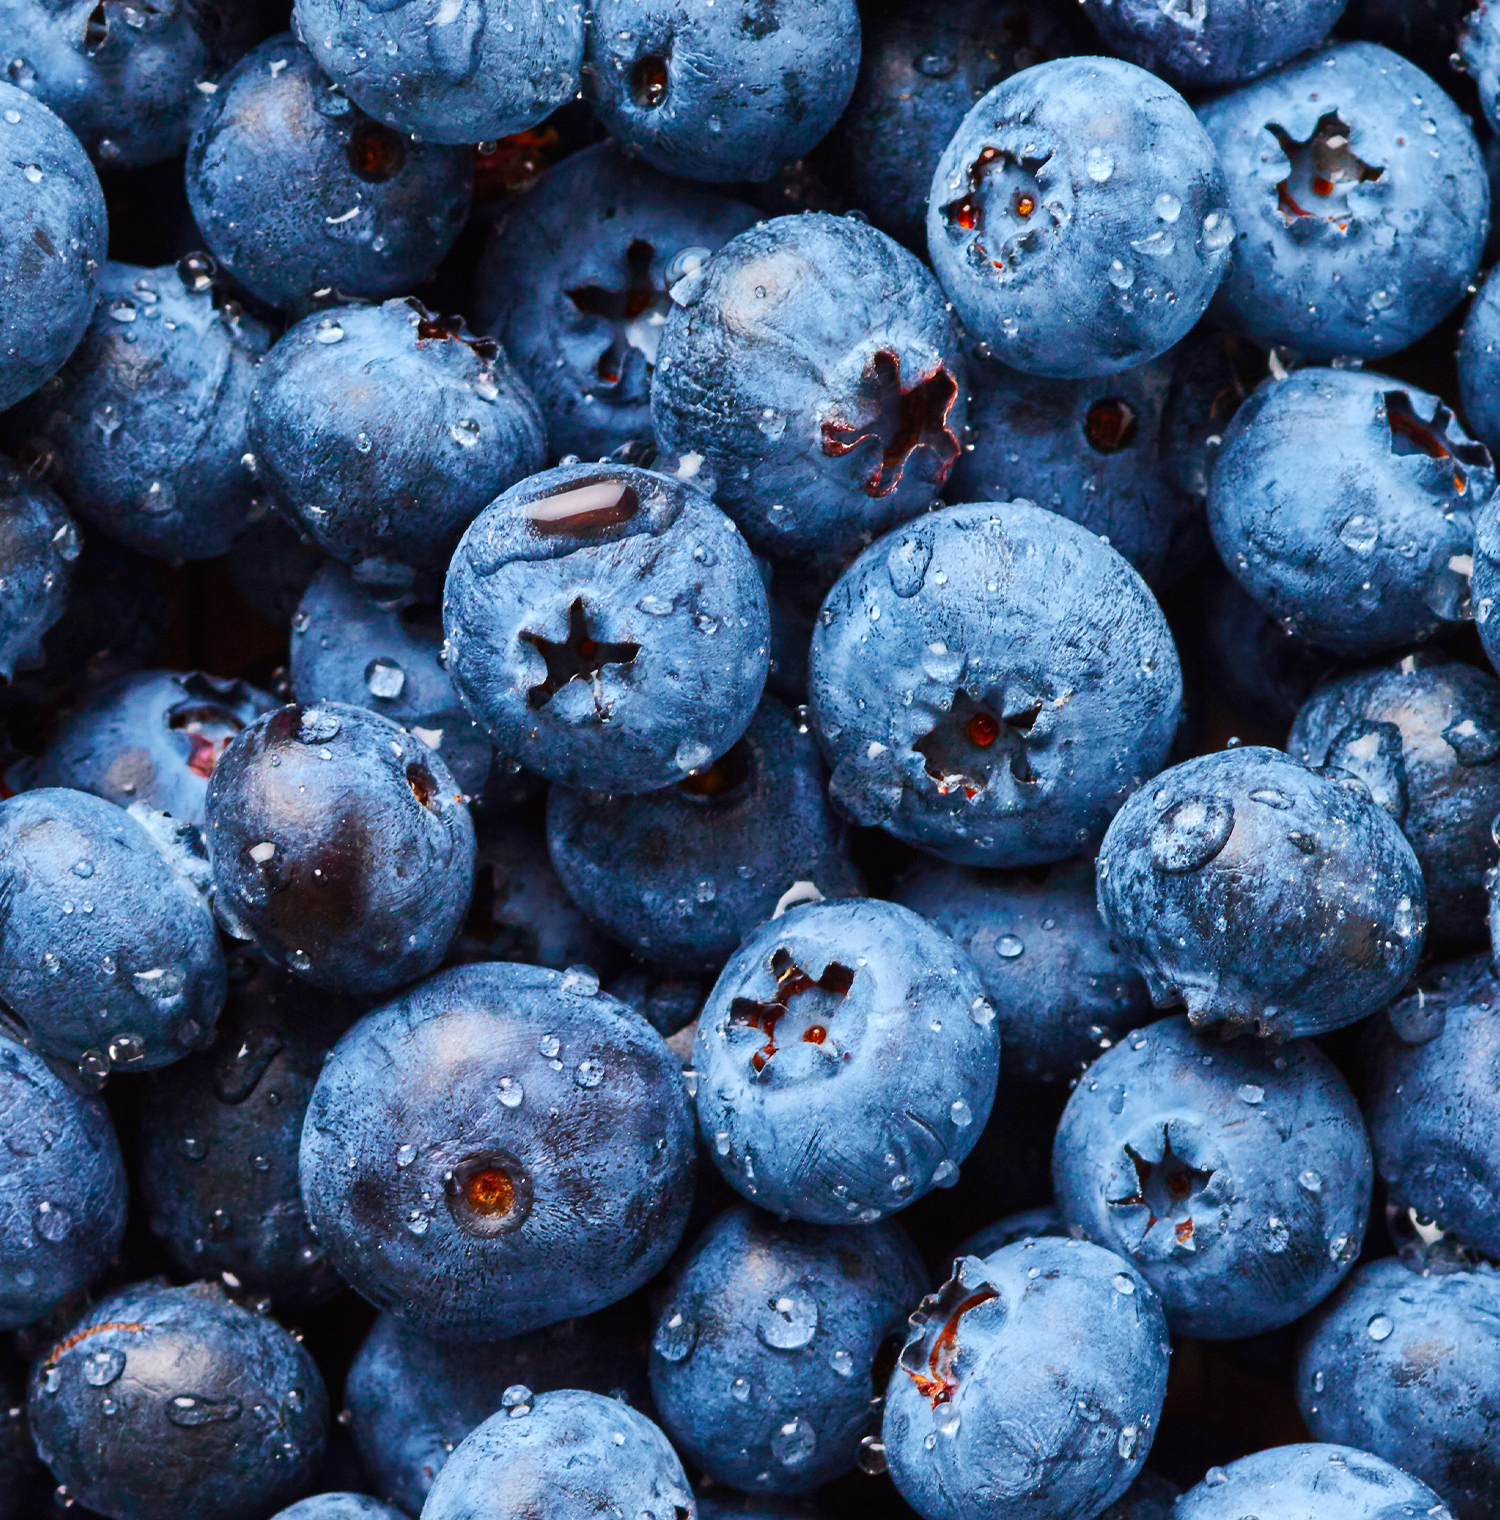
[404,1209,429,1235]
[1339,513,1379,554]
[82,1349,125,1387]
[178,1136,206,1161]
[654,1311,697,1362]
[498,1077,524,1109]
[771,1415,816,1467]
[995,933,1024,959]
[949,1098,973,1128]
[829,1349,854,1377]
[560,966,599,997]
[857,1436,887,1475]
[1107,260,1135,290]
[932,1402,960,1436]
[969,996,995,1027]
[575,1059,604,1089]
[757,1286,818,1349]
[396,1143,417,1168]
[315,317,345,344]
[675,739,713,773]
[22,163,42,183]
[1118,1424,1139,1458]
[298,708,341,743]
[730,1375,751,1401]
[167,1394,243,1427]
[1155,192,1182,222]
[539,1033,561,1058]
[364,658,405,699]
[1085,147,1114,182]
[1299,1170,1323,1193]
[1238,1083,1264,1105]
[1202,211,1236,251]
[1112,1273,1135,1296]
[450,418,481,448]
[501,1384,532,1417]
[1368,1314,1394,1341]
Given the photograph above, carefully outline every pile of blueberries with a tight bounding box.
[13,0,1500,1517]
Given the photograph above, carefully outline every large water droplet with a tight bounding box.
[1367,1314,1394,1341]
[757,1285,818,1349]
[654,1311,697,1362]
[166,1394,243,1427]
[83,1348,126,1387]
[772,1415,817,1466]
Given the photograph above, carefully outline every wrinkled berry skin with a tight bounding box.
[1209,370,1489,655]
[347,1305,652,1515]
[1097,747,1424,1038]
[1462,2,1500,134]
[185,37,473,311]
[422,1390,695,1520]
[1460,265,1500,458]
[443,463,769,794]
[299,962,696,1341]
[293,0,584,144]
[206,702,474,996]
[27,1280,328,1520]
[1296,1258,1500,1519]
[250,298,545,572]
[883,1239,1169,1520]
[1053,1015,1371,1338]
[0,788,226,1069]
[1174,1443,1445,1520]
[473,143,759,464]
[927,57,1232,380]
[650,1204,925,1492]
[829,0,1083,249]
[1364,954,1500,1261]
[0,83,106,413]
[23,670,276,827]
[1198,43,1488,359]
[1081,0,1346,86]
[0,458,78,681]
[809,502,1182,867]
[652,213,968,568]
[895,856,1152,1085]
[0,1028,127,1330]
[692,899,997,1223]
[271,1498,405,1520]
[1473,494,1500,675]
[547,697,860,974]
[582,0,860,184]
[1289,656,1500,943]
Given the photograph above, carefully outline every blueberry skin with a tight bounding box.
[1296,1258,1500,1519]
[955,1203,1069,1262]
[184,37,473,312]
[582,0,860,185]
[472,142,759,464]
[927,57,1232,380]
[1198,43,1488,360]
[422,1389,695,1520]
[24,670,276,827]
[546,696,860,974]
[249,298,546,572]
[651,213,968,568]
[883,1239,1169,1520]
[1208,370,1490,656]
[650,1204,924,1493]
[346,1305,652,1515]
[608,965,711,1039]
[1097,746,1424,1038]
[0,457,78,681]
[828,0,1083,250]
[1288,656,1500,943]
[1364,954,1500,1261]
[26,1280,329,1520]
[1174,1443,1445,1520]
[0,1028,126,1330]
[292,0,584,144]
[0,788,226,1070]
[894,856,1152,1085]
[1053,1014,1372,1338]
[1459,264,1500,457]
[205,702,476,996]
[1080,0,1346,86]
[299,961,696,1340]
[1462,2,1500,134]
[443,462,770,794]
[0,83,106,413]
[692,898,998,1223]
[809,502,1183,867]
[271,1499,405,1520]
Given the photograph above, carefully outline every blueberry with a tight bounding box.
[1459,264,1500,460]
[184,36,472,311]
[1209,369,1490,655]
[21,669,276,827]
[809,502,1182,867]
[299,961,696,1340]
[249,297,546,572]
[27,1279,328,1520]
[0,788,226,1071]
[346,1303,652,1515]
[1198,42,1488,359]
[582,0,861,184]
[0,456,78,681]
[0,1027,126,1330]
[608,964,711,1040]
[421,1389,694,1520]
[270,1498,405,1520]
[882,1239,1169,1520]
[472,142,759,463]
[205,702,476,996]
[1462,1,1500,134]
[1174,1443,1445,1520]
[649,1203,925,1492]
[292,0,584,144]
[1296,1257,1500,1518]
[1097,746,1424,1038]
[895,855,1152,1085]
[651,212,968,568]
[228,509,325,629]
[546,696,860,974]
[0,83,107,412]
[927,57,1232,379]
[1289,654,1500,943]
[954,1203,1069,1262]
[443,462,769,794]
[1053,1014,1371,1338]
[692,898,998,1222]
